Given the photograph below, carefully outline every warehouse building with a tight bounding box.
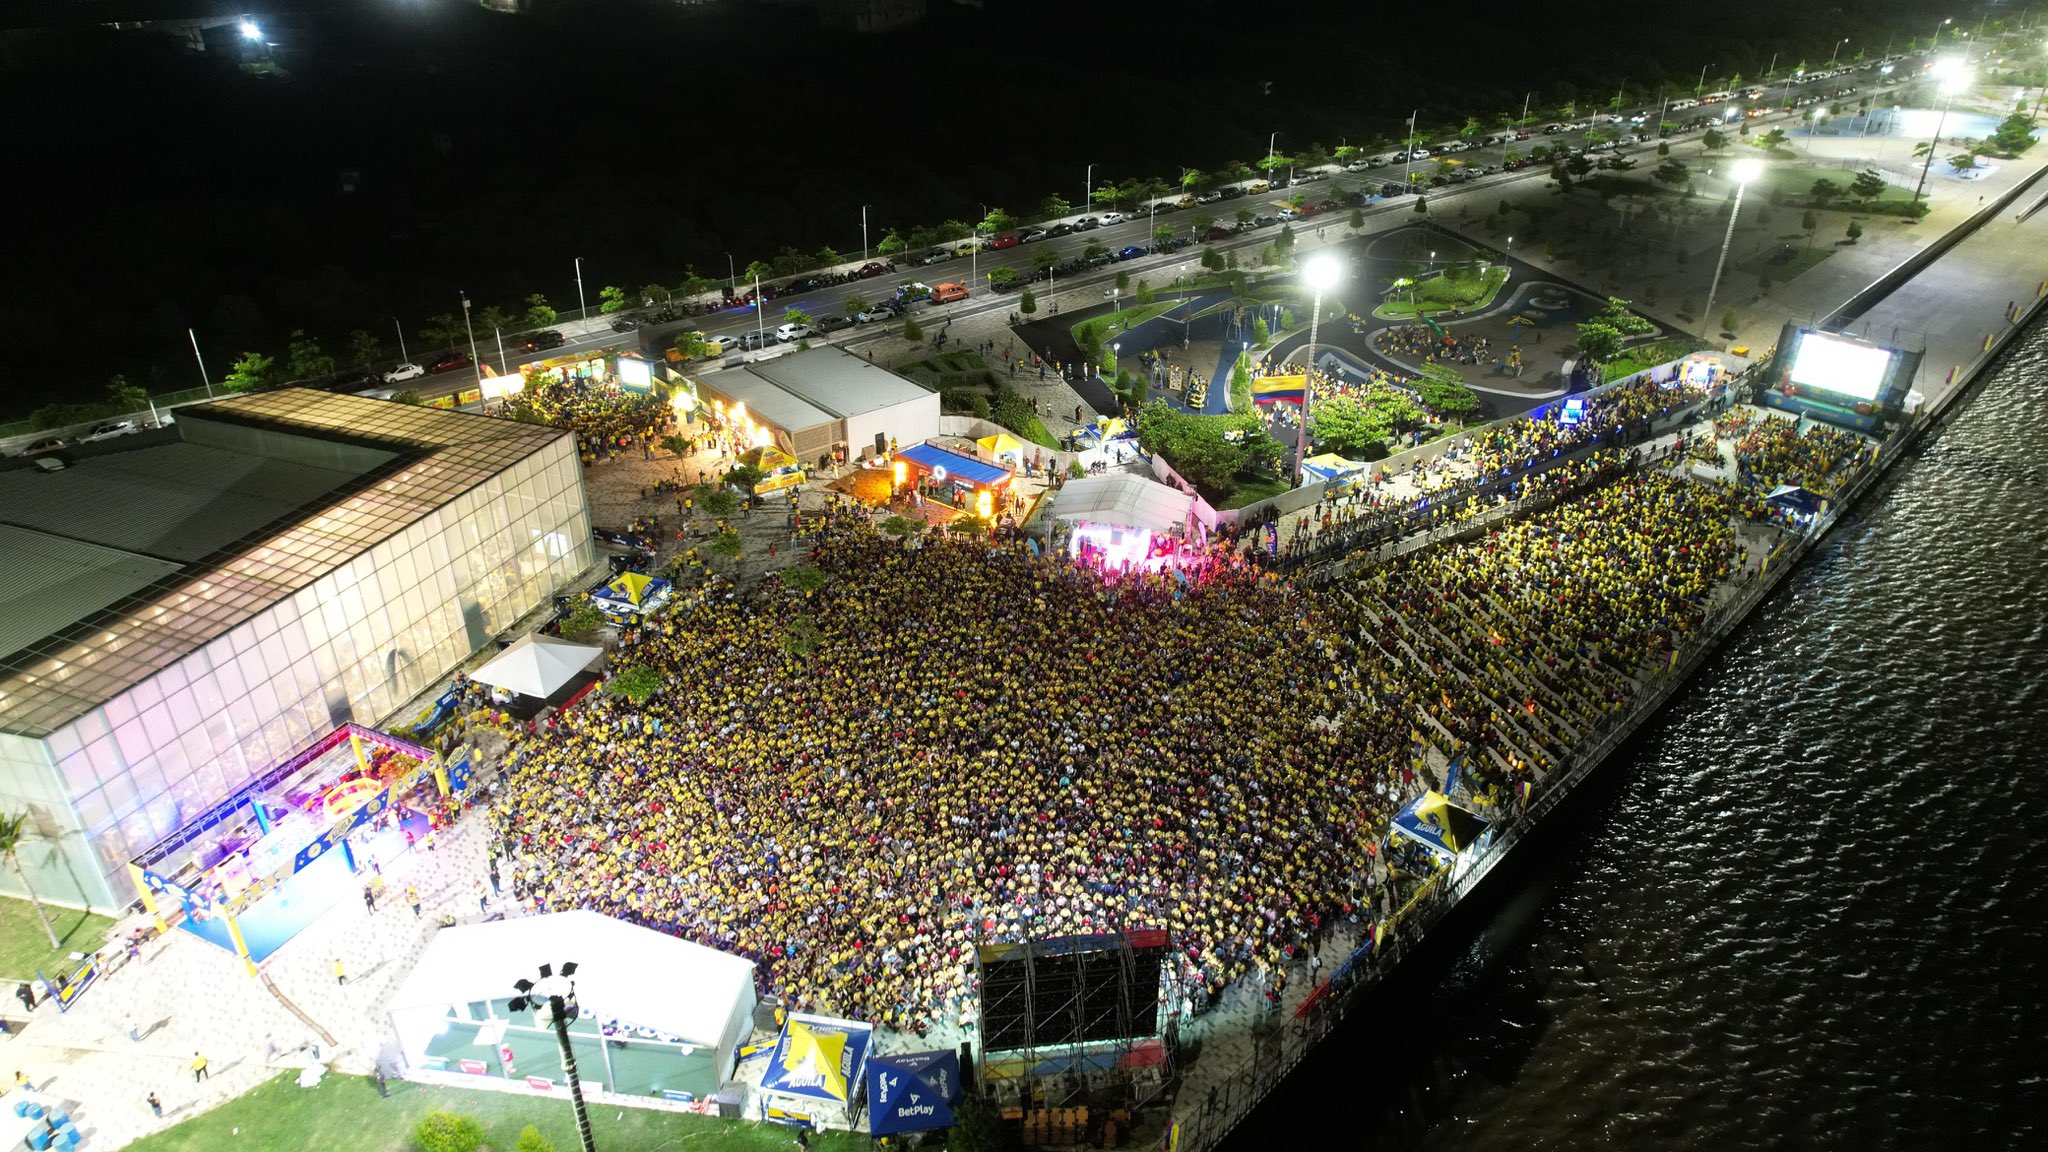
[693,346,941,465]
[0,389,593,909]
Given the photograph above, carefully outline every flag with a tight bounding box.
[1252,375,1307,406]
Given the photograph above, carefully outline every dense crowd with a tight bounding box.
[488,452,1762,1033]
[1732,414,1870,496]
[1374,322,1493,367]
[500,376,674,463]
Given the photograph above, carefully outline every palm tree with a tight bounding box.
[0,811,61,948]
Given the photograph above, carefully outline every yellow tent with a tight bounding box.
[604,572,658,605]
[739,445,799,472]
[977,433,1025,461]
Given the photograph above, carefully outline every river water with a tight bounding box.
[1232,325,2048,1149]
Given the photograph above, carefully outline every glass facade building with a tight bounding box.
[0,390,593,910]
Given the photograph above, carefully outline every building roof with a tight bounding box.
[386,910,757,1051]
[747,346,935,417]
[1051,471,1195,534]
[699,372,837,435]
[0,389,569,739]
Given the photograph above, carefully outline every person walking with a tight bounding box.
[191,1051,209,1082]
[333,957,347,987]
[146,1091,163,1118]
[475,880,490,913]
[14,983,33,1013]
[362,884,377,913]
[125,1015,141,1042]
[406,883,422,918]
[373,1067,390,1099]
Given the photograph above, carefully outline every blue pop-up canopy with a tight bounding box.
[759,1013,872,1108]
[1765,485,1823,515]
[866,1049,961,1135]
[1390,791,1490,860]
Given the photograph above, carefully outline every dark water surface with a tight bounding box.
[1233,326,2048,1149]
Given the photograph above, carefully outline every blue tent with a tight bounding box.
[866,1049,961,1135]
[1765,485,1823,516]
[1390,791,1490,860]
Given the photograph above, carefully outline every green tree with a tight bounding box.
[603,666,664,703]
[706,529,744,567]
[1311,392,1422,455]
[784,306,815,328]
[1949,152,1979,171]
[0,811,59,948]
[1181,167,1207,192]
[558,597,608,640]
[1350,206,1365,229]
[1412,364,1480,417]
[1114,270,1131,294]
[1253,316,1271,344]
[522,294,558,327]
[1575,320,1624,362]
[1019,289,1037,315]
[844,293,868,316]
[1811,178,1841,206]
[1722,309,1741,334]
[1657,141,1672,158]
[1460,115,1483,141]
[1132,401,1278,496]
[284,330,334,380]
[1756,127,1789,150]
[345,329,381,367]
[1200,246,1224,272]
[987,267,1019,289]
[1032,247,1061,275]
[392,389,422,405]
[513,1126,557,1152]
[1084,240,1109,261]
[1850,168,1888,200]
[1703,127,1727,153]
[1802,208,1820,246]
[1135,279,1155,306]
[639,283,671,307]
[814,245,843,266]
[1229,349,1253,411]
[1654,158,1690,185]
[1277,224,1297,252]
[1564,153,1595,178]
[876,229,908,256]
[694,483,739,517]
[1414,195,1428,214]
[1846,219,1865,242]
[1154,225,1177,248]
[1256,153,1294,179]
[1039,193,1074,219]
[779,564,829,594]
[106,374,150,413]
[1989,110,2037,154]
[223,350,273,393]
[419,313,463,349]
[413,1110,486,1152]
[902,314,924,343]
[880,514,924,538]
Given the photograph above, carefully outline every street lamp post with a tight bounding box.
[1403,109,1420,187]
[1806,107,1829,154]
[725,252,736,298]
[508,964,595,1152]
[1697,62,1712,99]
[574,257,587,321]
[392,318,409,364]
[754,274,767,347]
[862,204,871,262]
[1296,254,1341,484]
[1086,163,1096,218]
[1520,92,1531,129]
[461,293,483,391]
[1913,61,1973,203]
[1830,38,1850,67]
[1934,16,1952,52]
[495,327,508,375]
[1700,158,1762,343]
[1268,131,1279,182]
[188,327,214,397]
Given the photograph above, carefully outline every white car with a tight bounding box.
[1099,211,1125,225]
[1021,228,1048,242]
[1195,190,1223,204]
[704,335,737,353]
[774,323,812,343]
[855,307,896,324]
[383,362,425,383]
[81,420,139,443]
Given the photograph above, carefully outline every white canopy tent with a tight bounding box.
[1051,471,1195,534]
[388,910,759,1084]
[469,633,604,699]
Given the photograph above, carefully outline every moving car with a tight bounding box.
[1117,245,1147,260]
[774,322,812,342]
[427,352,472,374]
[24,437,67,454]
[523,329,566,352]
[922,249,953,265]
[1099,211,1125,225]
[930,282,969,303]
[383,362,426,383]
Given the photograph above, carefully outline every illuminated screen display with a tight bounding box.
[1789,332,1893,401]
[1558,397,1586,426]
[617,357,653,390]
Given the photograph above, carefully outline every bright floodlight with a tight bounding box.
[239,20,261,41]
[1302,253,1341,292]
[1732,158,1764,184]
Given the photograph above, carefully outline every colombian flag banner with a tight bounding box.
[1252,374,1308,406]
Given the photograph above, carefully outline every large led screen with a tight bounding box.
[1788,332,1894,401]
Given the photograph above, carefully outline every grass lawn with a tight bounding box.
[1598,336,1710,383]
[1373,266,1511,319]
[1069,301,1182,343]
[1737,243,1834,282]
[0,894,115,981]
[1756,165,1919,208]
[124,1071,872,1152]
[1217,474,1295,510]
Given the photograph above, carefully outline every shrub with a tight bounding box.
[514,1127,557,1152]
[603,666,663,703]
[414,1110,485,1152]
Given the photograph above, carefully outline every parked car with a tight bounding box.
[705,335,738,352]
[1174,195,1197,209]
[930,282,969,303]
[1046,223,1074,237]
[1247,181,1270,194]
[921,249,953,265]
[1117,245,1147,260]
[1021,228,1049,243]
[738,330,773,350]
[1074,216,1101,230]
[81,420,138,443]
[24,436,67,454]
[1204,225,1236,241]
[1195,190,1223,204]
[988,233,1020,250]
[816,314,853,332]
[609,315,643,332]
[1099,211,1125,225]
[1220,186,1247,200]
[427,352,472,374]
[523,329,566,352]
[1277,207,1300,219]
[1380,182,1409,197]
[383,362,426,383]
[774,322,812,342]
[855,306,898,323]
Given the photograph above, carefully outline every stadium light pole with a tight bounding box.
[1913,59,1974,204]
[461,293,483,392]
[1700,158,1762,343]
[508,963,594,1152]
[1403,110,1419,187]
[1297,253,1342,484]
[862,204,870,262]
[392,317,409,364]
[574,257,587,321]
[1086,163,1096,217]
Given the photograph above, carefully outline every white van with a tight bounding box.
[1408,147,1432,160]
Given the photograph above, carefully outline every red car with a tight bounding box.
[988,233,1020,250]
[856,262,888,279]
[1204,226,1235,241]
[427,352,471,374]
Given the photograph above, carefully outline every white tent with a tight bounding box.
[470,633,603,699]
[387,910,759,1083]
[1051,471,1195,534]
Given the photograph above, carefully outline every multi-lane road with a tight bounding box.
[404,65,1920,405]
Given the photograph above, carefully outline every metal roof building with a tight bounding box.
[0,389,594,909]
[694,346,940,463]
